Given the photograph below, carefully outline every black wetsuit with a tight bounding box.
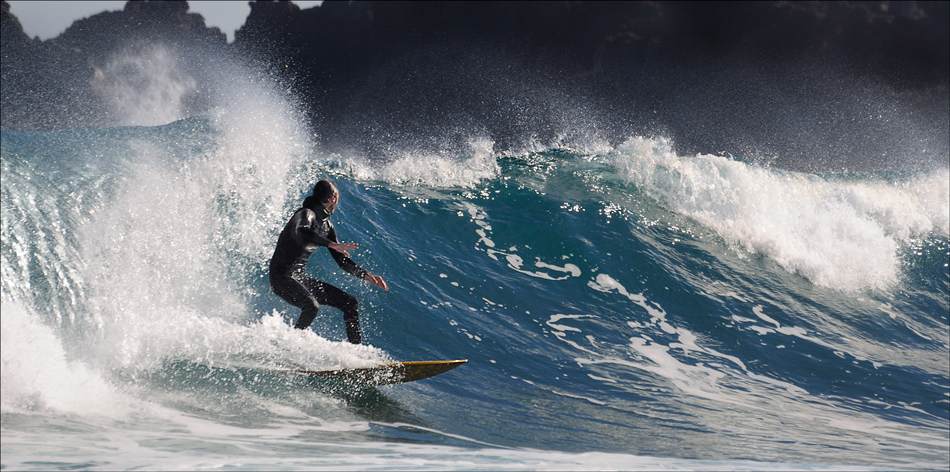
[269,196,368,344]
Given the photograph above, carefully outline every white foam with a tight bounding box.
[576,274,813,402]
[540,272,947,464]
[503,253,581,280]
[458,201,584,281]
[546,314,590,333]
[606,136,950,291]
[2,424,864,472]
[588,273,666,321]
[347,137,499,188]
[1,301,131,416]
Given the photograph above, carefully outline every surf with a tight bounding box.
[2,41,948,472]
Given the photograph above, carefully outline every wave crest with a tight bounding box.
[609,136,948,291]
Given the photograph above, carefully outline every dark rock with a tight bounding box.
[3,0,947,170]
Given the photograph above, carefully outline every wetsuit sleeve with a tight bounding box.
[327,225,369,279]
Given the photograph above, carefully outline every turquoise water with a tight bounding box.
[2,80,948,469]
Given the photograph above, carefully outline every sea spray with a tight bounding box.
[94,43,199,127]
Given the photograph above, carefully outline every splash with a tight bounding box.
[1,45,391,409]
[1,301,130,416]
[92,43,199,127]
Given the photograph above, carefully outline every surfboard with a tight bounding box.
[296,359,467,385]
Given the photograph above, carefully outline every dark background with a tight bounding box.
[2,1,948,171]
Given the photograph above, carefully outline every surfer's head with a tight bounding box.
[313,179,339,214]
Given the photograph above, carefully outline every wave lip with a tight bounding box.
[608,136,949,292]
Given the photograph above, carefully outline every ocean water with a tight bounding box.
[2,58,949,471]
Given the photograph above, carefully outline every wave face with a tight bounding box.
[2,99,948,468]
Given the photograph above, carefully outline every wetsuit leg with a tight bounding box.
[301,279,362,344]
[294,305,320,331]
[270,274,321,330]
[270,273,362,344]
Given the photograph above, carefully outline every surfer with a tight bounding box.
[269,179,388,344]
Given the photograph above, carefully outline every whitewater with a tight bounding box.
[2,46,948,470]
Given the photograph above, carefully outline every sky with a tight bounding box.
[7,1,323,43]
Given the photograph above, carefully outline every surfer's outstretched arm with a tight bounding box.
[328,241,357,257]
[363,273,388,290]
[326,229,388,290]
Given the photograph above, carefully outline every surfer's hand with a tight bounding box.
[329,241,358,257]
[365,273,388,290]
